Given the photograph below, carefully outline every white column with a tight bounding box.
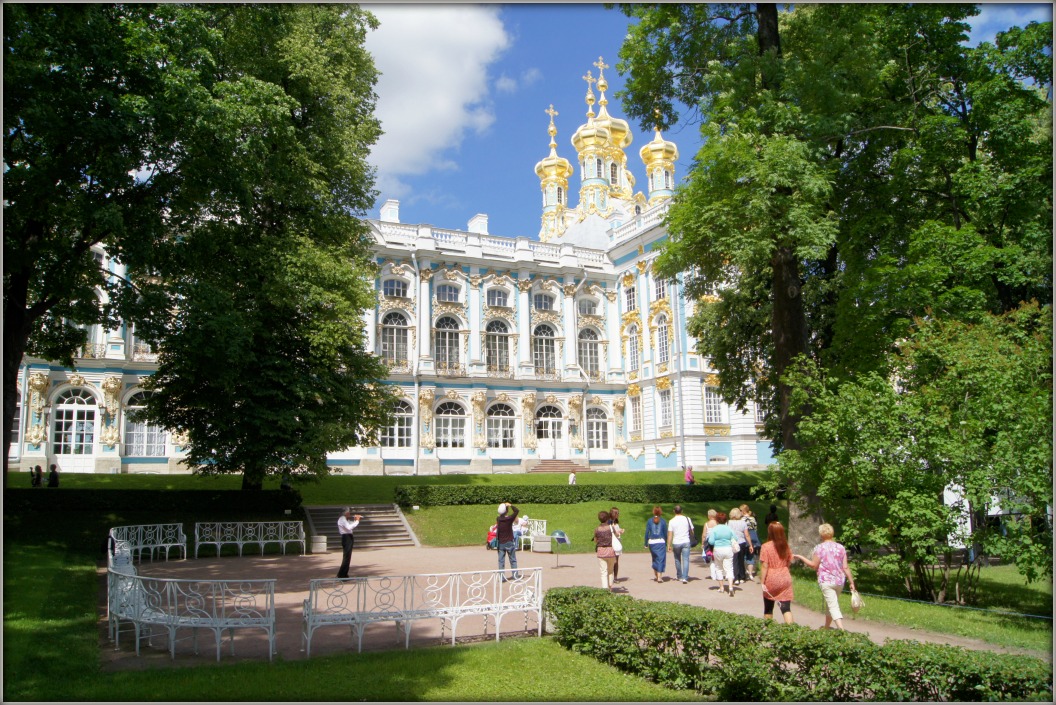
[517,274,531,373]
[561,281,575,371]
[468,273,481,362]
[606,289,620,373]
[418,266,432,359]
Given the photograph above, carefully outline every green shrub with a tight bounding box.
[542,588,1053,701]
[394,483,763,507]
[4,488,302,517]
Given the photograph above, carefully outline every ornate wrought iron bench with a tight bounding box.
[194,521,306,558]
[301,568,543,656]
[109,523,187,561]
[106,534,276,661]
[518,518,548,551]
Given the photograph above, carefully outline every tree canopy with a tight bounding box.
[4,4,397,489]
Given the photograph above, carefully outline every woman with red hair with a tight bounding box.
[759,522,796,623]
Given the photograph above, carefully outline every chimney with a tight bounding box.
[467,213,489,235]
[380,199,400,223]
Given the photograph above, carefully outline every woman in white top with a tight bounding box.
[727,507,754,584]
[706,511,736,596]
[666,504,694,583]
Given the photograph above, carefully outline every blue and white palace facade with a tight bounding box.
[10,59,774,475]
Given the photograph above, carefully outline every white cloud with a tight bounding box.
[496,74,517,94]
[969,4,1052,46]
[520,67,542,88]
[363,5,510,198]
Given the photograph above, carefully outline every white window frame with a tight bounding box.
[533,293,554,311]
[380,312,409,365]
[533,325,557,375]
[383,279,409,298]
[704,386,725,424]
[124,392,168,456]
[659,388,672,428]
[586,408,608,449]
[436,284,460,303]
[434,317,460,369]
[578,329,600,377]
[486,288,509,307]
[624,285,636,312]
[434,402,466,448]
[52,388,96,455]
[577,298,598,315]
[486,404,516,449]
[630,396,643,434]
[654,277,667,301]
[628,326,640,372]
[381,400,414,448]
[657,316,669,365]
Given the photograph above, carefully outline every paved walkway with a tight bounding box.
[99,545,1049,670]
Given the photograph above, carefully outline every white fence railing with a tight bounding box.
[194,521,306,558]
[109,523,187,561]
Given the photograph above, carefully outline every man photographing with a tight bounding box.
[495,502,521,581]
[336,507,362,579]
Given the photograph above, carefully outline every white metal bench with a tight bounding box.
[194,521,306,558]
[301,568,543,656]
[106,534,276,661]
[109,523,188,561]
[518,519,548,551]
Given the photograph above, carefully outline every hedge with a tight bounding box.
[543,587,1053,701]
[3,488,302,517]
[394,483,764,507]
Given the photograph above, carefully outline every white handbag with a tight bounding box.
[731,540,741,554]
[851,589,865,613]
[611,525,623,555]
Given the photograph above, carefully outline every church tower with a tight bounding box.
[639,124,678,207]
[534,105,574,242]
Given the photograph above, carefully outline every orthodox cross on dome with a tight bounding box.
[545,104,559,149]
[594,57,610,105]
[582,70,596,118]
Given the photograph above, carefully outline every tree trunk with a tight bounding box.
[241,465,265,490]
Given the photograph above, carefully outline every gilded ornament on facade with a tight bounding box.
[656,376,672,390]
[705,374,721,387]
[637,245,645,255]
[621,272,634,287]
[420,433,436,450]
[101,376,123,417]
[568,394,583,413]
[544,393,557,405]
[615,437,627,452]
[590,395,604,406]
[517,278,534,292]
[380,296,415,317]
[660,430,674,439]
[100,425,121,449]
[658,363,668,374]
[419,268,434,281]
[613,396,625,412]
[563,283,577,297]
[469,275,482,288]
[628,371,638,381]
[630,432,642,442]
[532,310,561,328]
[25,424,46,445]
[496,392,509,403]
[171,430,190,446]
[523,434,538,450]
[28,372,50,411]
[621,310,641,328]
[444,389,461,401]
[389,263,411,278]
[627,384,641,397]
[579,314,604,329]
[636,260,649,275]
[704,424,731,436]
[570,431,584,451]
[67,373,87,388]
[604,290,617,303]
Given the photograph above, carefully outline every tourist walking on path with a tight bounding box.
[568,469,577,485]
[47,464,59,487]
[608,507,624,582]
[594,510,618,590]
[667,505,693,583]
[683,466,695,485]
[335,507,362,579]
[763,504,779,527]
[727,507,753,584]
[31,465,43,487]
[740,504,761,582]
[706,511,736,596]
[794,523,857,630]
[495,502,521,580]
[644,506,668,583]
[703,509,721,580]
[759,522,795,624]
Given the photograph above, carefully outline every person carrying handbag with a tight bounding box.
[608,507,625,583]
[594,510,620,590]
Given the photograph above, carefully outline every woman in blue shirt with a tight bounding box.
[707,512,736,596]
[644,506,668,583]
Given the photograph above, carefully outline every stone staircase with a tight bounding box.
[303,504,418,549]
[529,459,591,473]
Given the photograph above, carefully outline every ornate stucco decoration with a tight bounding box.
[420,433,436,450]
[170,429,190,447]
[389,263,412,278]
[656,376,672,391]
[67,373,87,388]
[636,260,649,275]
[100,424,121,448]
[543,393,557,405]
[660,430,674,439]
[433,300,467,320]
[25,424,46,445]
[701,293,720,303]
[705,373,721,387]
[568,394,583,416]
[380,295,415,317]
[613,396,626,414]
[482,306,515,325]
[439,266,468,283]
[590,395,605,407]
[657,442,676,457]
[28,373,50,412]
[563,283,577,297]
[419,389,435,427]
[630,432,643,442]
[627,384,641,397]
[419,268,435,281]
[496,392,510,403]
[658,363,669,374]
[101,376,123,417]
[704,425,731,437]
[531,310,562,328]
[637,245,645,256]
[471,391,487,449]
[517,278,534,292]
[628,371,638,381]
[522,392,538,449]
[444,389,461,401]
[621,272,635,288]
[604,290,618,303]
[621,310,641,328]
[579,314,604,330]
[586,283,605,298]
[615,437,627,452]
[570,431,584,451]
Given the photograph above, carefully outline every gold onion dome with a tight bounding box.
[589,57,632,149]
[640,126,679,166]
[570,69,610,152]
[535,105,573,180]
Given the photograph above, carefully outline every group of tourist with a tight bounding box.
[28,464,59,488]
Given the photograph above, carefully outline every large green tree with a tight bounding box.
[4,4,396,489]
[616,4,1051,553]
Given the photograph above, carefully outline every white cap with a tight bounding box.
[497,503,508,515]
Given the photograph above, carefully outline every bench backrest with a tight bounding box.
[110,523,187,551]
[305,568,542,616]
[194,521,304,543]
[525,519,547,537]
[116,574,276,623]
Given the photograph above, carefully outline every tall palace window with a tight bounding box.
[655,277,667,300]
[578,329,600,379]
[484,320,511,373]
[434,402,466,448]
[657,315,670,365]
[533,324,557,376]
[381,400,413,448]
[624,285,637,312]
[630,396,643,434]
[627,325,640,372]
[124,392,167,456]
[52,388,96,455]
[486,404,516,448]
[380,312,409,365]
[659,388,673,428]
[586,408,608,449]
[434,317,460,371]
[704,386,725,424]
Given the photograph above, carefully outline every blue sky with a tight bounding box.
[363,3,1052,240]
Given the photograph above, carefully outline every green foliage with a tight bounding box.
[394,483,767,507]
[3,488,301,518]
[544,587,1053,701]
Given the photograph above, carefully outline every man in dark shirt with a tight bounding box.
[495,502,520,581]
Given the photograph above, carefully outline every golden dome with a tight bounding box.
[535,105,573,180]
[570,70,612,153]
[640,127,679,166]
[591,57,632,150]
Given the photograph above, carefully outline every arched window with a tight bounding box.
[587,408,608,449]
[578,329,600,379]
[595,157,603,178]
[664,169,672,189]
[634,204,642,215]
[624,285,636,312]
[52,388,96,455]
[655,277,667,301]
[486,403,516,448]
[657,315,670,365]
[436,284,459,302]
[535,405,563,439]
[434,401,465,448]
[381,312,409,365]
[486,288,509,307]
[124,391,167,456]
[628,325,640,372]
[434,316,460,372]
[557,186,564,205]
[533,293,554,311]
[578,298,598,315]
[533,324,556,377]
[485,320,511,374]
[383,279,408,298]
[381,400,413,448]
[610,162,618,185]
